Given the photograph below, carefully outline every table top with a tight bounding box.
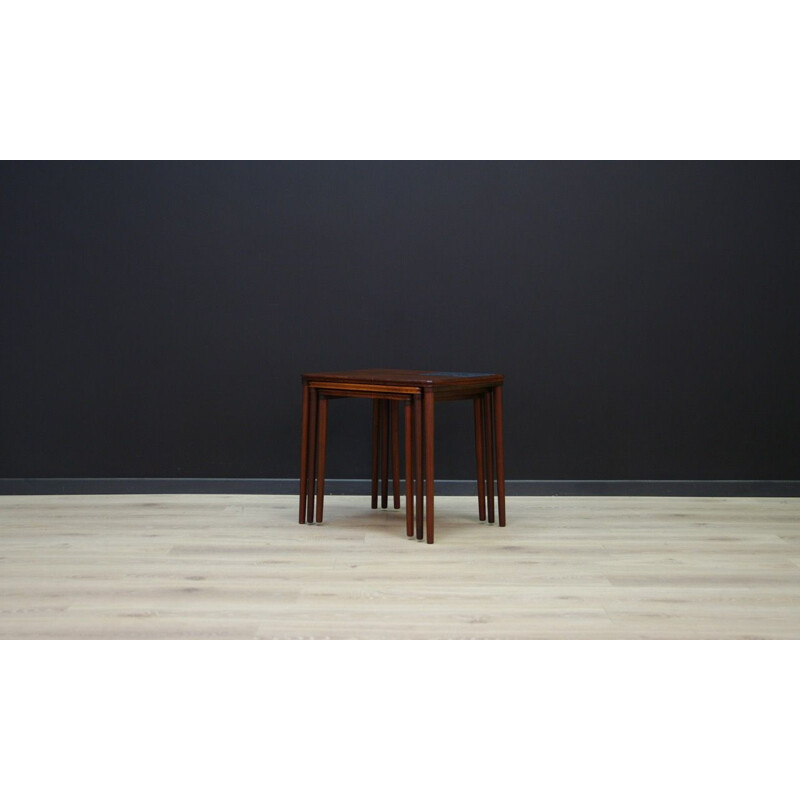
[302,369,503,388]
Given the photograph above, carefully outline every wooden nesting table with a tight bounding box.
[299,369,506,544]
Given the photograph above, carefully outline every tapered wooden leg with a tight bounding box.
[424,389,435,544]
[381,400,389,509]
[306,387,317,523]
[315,394,328,523]
[483,390,495,524]
[391,401,401,509]
[371,399,380,509]
[474,396,486,522]
[405,400,414,538]
[299,382,310,524]
[493,385,506,527]
[414,393,423,540]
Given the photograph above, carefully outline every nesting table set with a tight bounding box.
[299,369,506,544]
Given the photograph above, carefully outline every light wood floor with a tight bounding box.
[1,494,799,639]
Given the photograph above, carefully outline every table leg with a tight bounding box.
[381,399,389,509]
[315,393,328,523]
[414,393,423,540]
[424,389,435,544]
[391,401,401,509]
[473,396,486,522]
[493,385,506,527]
[299,382,310,524]
[405,400,414,538]
[305,386,317,523]
[483,390,495,524]
[371,399,380,509]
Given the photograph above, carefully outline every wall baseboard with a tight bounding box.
[1,478,799,497]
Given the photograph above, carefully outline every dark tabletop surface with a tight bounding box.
[302,369,504,387]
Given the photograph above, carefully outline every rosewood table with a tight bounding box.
[299,369,506,544]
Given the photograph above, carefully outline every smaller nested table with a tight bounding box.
[299,369,506,544]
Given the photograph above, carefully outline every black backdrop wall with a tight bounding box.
[2,161,799,490]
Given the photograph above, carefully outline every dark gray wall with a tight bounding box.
[2,161,799,482]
